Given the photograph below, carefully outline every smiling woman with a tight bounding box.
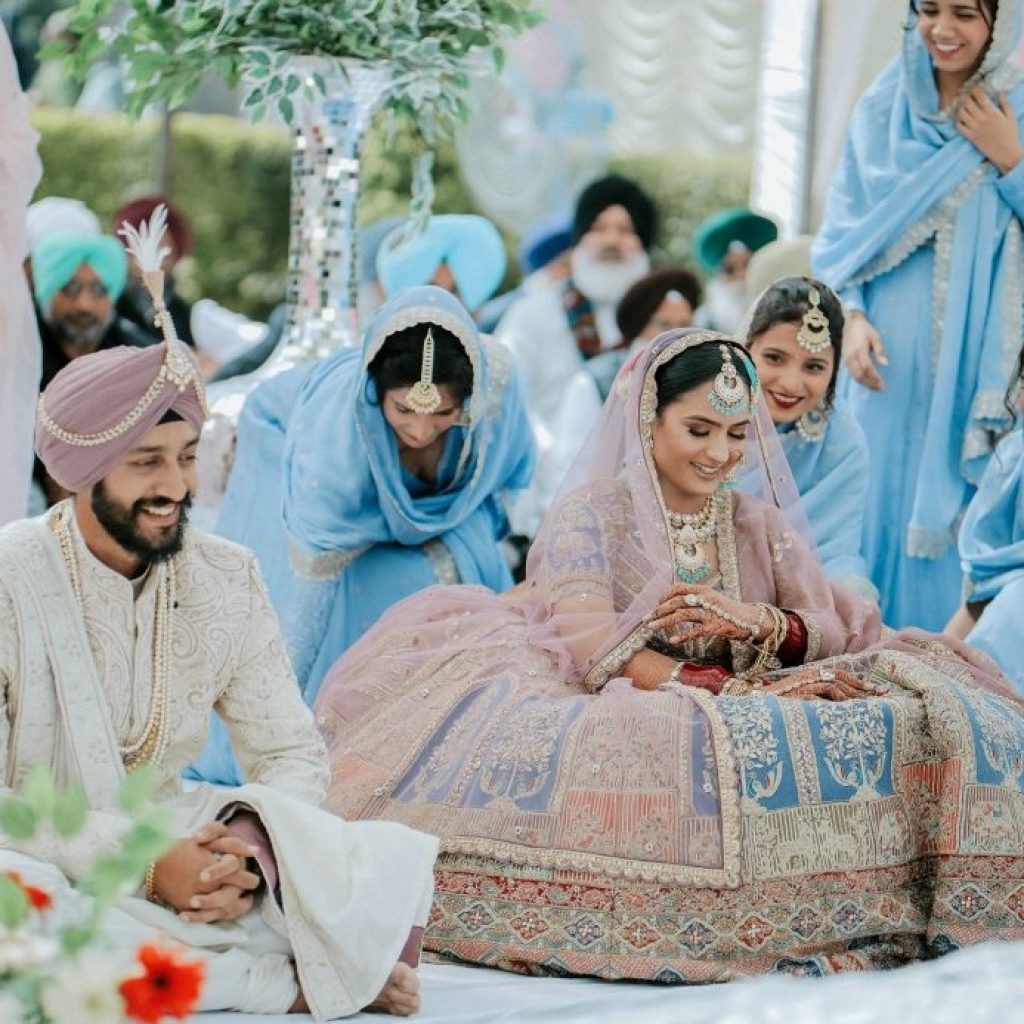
[742,277,874,596]
[812,0,1024,629]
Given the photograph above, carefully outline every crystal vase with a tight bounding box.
[195,58,392,518]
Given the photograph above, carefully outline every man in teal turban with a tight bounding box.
[31,230,153,392]
[30,229,154,506]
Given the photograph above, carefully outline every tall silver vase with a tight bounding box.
[196,58,391,517]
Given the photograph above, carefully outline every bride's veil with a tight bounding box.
[522,327,818,688]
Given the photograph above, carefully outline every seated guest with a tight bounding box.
[188,286,534,785]
[376,213,507,316]
[113,194,196,347]
[316,328,1024,982]
[947,346,1024,693]
[1,338,438,1017]
[31,231,154,506]
[743,277,875,597]
[693,206,778,334]
[477,213,574,334]
[32,230,153,389]
[587,265,702,400]
[498,173,658,537]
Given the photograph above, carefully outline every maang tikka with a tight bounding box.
[708,344,750,416]
[404,327,443,415]
[797,285,831,355]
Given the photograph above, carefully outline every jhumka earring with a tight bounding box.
[796,285,831,355]
[796,405,828,443]
[708,344,750,416]
[404,327,443,415]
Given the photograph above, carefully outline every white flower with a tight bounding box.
[39,953,125,1024]
[0,928,58,975]
[0,991,23,1023]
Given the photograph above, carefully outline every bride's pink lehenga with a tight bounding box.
[317,330,1024,981]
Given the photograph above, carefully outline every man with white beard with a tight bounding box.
[498,174,657,538]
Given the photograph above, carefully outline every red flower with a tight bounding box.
[120,943,205,1023]
[4,870,53,912]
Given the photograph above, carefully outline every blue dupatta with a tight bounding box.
[812,1,1024,557]
[194,287,533,787]
[960,426,1024,602]
[777,406,874,595]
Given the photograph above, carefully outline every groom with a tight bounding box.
[0,339,438,1018]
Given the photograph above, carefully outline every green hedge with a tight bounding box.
[33,107,750,321]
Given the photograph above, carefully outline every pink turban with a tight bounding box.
[35,342,208,492]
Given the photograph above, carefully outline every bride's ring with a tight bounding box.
[684,594,700,607]
[818,666,836,682]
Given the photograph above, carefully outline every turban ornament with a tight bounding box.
[36,206,207,492]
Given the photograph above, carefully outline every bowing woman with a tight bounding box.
[188,286,533,785]
[743,277,875,598]
[813,0,1024,630]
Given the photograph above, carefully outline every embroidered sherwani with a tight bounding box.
[0,504,438,1020]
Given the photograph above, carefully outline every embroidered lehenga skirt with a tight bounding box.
[320,603,1024,980]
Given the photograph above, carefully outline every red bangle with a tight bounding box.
[674,662,732,696]
[777,613,808,666]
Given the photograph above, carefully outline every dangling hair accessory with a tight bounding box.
[117,203,208,415]
[404,327,443,415]
[797,285,831,355]
[708,344,750,416]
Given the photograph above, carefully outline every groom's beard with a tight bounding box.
[571,247,650,306]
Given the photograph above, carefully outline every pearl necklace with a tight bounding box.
[51,504,173,772]
[667,494,718,583]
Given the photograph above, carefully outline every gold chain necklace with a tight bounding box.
[50,504,173,772]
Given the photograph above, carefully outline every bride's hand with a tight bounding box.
[760,665,880,701]
[650,583,767,644]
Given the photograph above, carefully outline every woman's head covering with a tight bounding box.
[31,232,128,309]
[35,341,207,492]
[572,174,658,249]
[376,215,507,313]
[615,266,703,342]
[279,285,533,577]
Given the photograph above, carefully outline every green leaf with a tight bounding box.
[0,797,38,841]
[52,787,89,838]
[20,766,56,818]
[278,95,295,123]
[0,875,29,929]
[244,86,266,107]
[117,764,158,814]
[61,926,95,955]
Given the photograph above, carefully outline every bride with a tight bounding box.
[316,328,1024,982]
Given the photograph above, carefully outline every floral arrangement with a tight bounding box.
[54,0,540,133]
[0,767,205,1024]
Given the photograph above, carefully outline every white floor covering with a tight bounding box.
[198,940,1024,1023]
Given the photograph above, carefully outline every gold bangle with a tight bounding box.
[143,862,159,903]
